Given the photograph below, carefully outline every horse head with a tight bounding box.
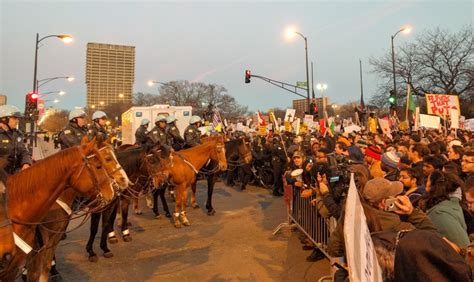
[238,136,252,164]
[74,139,115,206]
[95,143,131,191]
[146,145,171,189]
[0,165,15,271]
[212,135,228,171]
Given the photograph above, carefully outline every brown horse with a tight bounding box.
[0,140,115,281]
[0,166,14,272]
[163,135,227,227]
[25,142,130,281]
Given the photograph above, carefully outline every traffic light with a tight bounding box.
[389,90,397,108]
[25,91,39,119]
[245,70,251,84]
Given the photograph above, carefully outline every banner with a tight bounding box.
[425,94,460,117]
[419,114,441,129]
[450,109,459,129]
[344,174,383,282]
[284,109,296,123]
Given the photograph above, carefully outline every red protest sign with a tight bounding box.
[425,94,460,117]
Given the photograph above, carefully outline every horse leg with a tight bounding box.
[121,198,132,242]
[107,200,119,244]
[180,185,191,226]
[86,212,101,262]
[133,197,142,215]
[100,206,116,258]
[173,184,182,228]
[191,181,199,208]
[206,174,216,215]
[159,185,171,218]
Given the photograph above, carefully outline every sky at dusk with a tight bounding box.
[1,0,472,112]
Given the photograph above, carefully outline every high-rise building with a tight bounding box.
[86,42,135,109]
[292,97,329,117]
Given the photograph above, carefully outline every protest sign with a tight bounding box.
[450,109,459,129]
[236,122,243,131]
[425,94,460,117]
[378,118,391,135]
[414,107,420,131]
[344,174,383,282]
[304,114,314,127]
[284,109,296,122]
[419,114,441,129]
[293,118,300,135]
[465,119,474,132]
[258,125,267,136]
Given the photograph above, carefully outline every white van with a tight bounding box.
[122,104,192,144]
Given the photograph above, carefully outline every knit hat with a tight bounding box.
[365,146,382,161]
[381,151,401,169]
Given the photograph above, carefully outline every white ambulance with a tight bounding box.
[121,104,192,144]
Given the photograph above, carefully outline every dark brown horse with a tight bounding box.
[191,136,252,215]
[161,135,227,227]
[0,140,115,281]
[25,143,130,280]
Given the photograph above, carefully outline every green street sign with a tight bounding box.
[296,81,308,89]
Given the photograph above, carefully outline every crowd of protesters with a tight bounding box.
[224,120,474,281]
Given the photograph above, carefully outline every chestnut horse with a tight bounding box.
[163,135,227,227]
[25,143,130,280]
[0,140,115,281]
[0,166,14,272]
[190,136,252,215]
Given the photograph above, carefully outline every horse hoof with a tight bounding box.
[207,209,216,216]
[108,237,119,244]
[183,221,191,226]
[192,204,200,209]
[174,223,182,228]
[123,235,132,242]
[134,209,142,215]
[155,214,162,219]
[103,251,114,258]
[88,255,98,263]
[165,212,172,218]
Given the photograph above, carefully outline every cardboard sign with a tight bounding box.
[450,109,459,129]
[284,121,291,132]
[293,118,300,135]
[414,107,420,131]
[378,118,391,135]
[258,125,267,136]
[419,114,441,129]
[344,174,383,282]
[425,94,460,117]
[303,114,314,127]
[236,122,244,131]
[284,109,296,122]
[464,118,474,132]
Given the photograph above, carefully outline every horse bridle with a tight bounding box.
[88,146,125,194]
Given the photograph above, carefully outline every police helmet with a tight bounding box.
[69,109,87,121]
[189,115,202,125]
[155,115,167,123]
[0,105,22,119]
[92,111,107,120]
[166,115,177,124]
[141,118,150,126]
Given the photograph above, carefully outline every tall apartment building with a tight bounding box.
[292,97,329,117]
[85,43,135,108]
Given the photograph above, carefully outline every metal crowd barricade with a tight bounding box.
[273,185,336,258]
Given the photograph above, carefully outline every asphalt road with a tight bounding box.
[35,138,331,281]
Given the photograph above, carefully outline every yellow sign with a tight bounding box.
[284,121,291,132]
[258,125,267,136]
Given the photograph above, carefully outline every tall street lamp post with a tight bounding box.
[390,26,411,109]
[148,80,179,106]
[316,83,328,115]
[286,28,310,113]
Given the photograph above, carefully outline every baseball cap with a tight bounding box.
[363,178,403,203]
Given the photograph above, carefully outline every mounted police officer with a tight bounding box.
[148,115,172,219]
[184,115,202,148]
[88,111,108,142]
[58,109,88,150]
[0,105,32,175]
[166,115,185,151]
[135,118,150,145]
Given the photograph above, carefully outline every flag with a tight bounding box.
[319,119,326,134]
[256,111,266,126]
[212,109,222,132]
[328,117,336,134]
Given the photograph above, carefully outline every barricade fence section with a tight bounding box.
[288,186,335,258]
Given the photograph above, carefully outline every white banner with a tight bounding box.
[344,174,383,282]
[419,114,441,129]
[284,109,296,122]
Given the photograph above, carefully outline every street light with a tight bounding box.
[285,26,311,113]
[39,90,66,97]
[316,83,328,113]
[391,25,412,111]
[37,76,74,89]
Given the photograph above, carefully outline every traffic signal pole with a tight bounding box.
[246,73,308,99]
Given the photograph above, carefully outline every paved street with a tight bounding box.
[34,139,331,281]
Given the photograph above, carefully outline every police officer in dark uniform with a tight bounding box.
[149,114,171,219]
[184,115,202,148]
[0,105,32,175]
[135,119,150,145]
[88,111,108,142]
[58,109,88,149]
[166,115,185,151]
[271,136,288,196]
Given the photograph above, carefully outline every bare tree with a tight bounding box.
[40,110,69,132]
[369,26,473,116]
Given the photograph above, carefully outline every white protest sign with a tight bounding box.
[293,118,300,135]
[304,114,314,127]
[344,174,383,282]
[344,124,361,134]
[450,109,459,129]
[284,109,296,122]
[378,118,391,136]
[419,114,441,129]
[236,122,244,131]
[465,119,474,132]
